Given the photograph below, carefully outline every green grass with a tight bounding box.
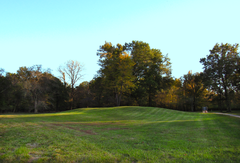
[0,106,240,163]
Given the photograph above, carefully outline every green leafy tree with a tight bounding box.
[127,41,171,106]
[52,77,70,111]
[89,76,106,106]
[200,43,239,112]
[97,42,135,106]
[0,72,16,112]
[40,74,70,112]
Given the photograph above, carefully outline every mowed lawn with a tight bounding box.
[0,107,240,163]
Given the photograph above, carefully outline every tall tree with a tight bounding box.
[17,66,39,113]
[0,71,14,112]
[97,42,135,106]
[200,43,239,112]
[17,65,53,113]
[58,60,84,109]
[127,41,172,106]
[89,76,106,106]
[0,69,7,95]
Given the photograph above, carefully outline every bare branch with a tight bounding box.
[58,60,84,88]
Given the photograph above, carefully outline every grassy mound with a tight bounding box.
[0,106,240,162]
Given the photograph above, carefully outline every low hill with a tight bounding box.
[0,106,240,162]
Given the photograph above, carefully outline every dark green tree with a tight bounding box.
[41,74,70,112]
[75,81,89,108]
[200,43,239,112]
[97,42,135,106]
[127,41,171,106]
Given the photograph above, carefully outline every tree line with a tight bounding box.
[0,41,239,113]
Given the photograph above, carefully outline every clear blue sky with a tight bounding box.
[1,0,239,84]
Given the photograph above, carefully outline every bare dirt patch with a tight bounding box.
[42,123,97,135]
[28,155,41,163]
[80,130,97,135]
[50,123,63,126]
[26,143,38,148]
[28,152,42,163]
[63,126,97,135]
[103,128,129,130]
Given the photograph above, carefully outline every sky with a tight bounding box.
[0,0,240,84]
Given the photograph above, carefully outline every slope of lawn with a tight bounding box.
[0,106,240,163]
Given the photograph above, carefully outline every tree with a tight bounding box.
[38,74,70,112]
[4,73,26,112]
[0,65,72,113]
[0,69,19,95]
[183,71,206,111]
[75,81,93,108]
[97,42,135,106]
[17,65,53,113]
[0,71,15,112]
[127,41,172,106]
[155,78,179,109]
[58,60,84,109]
[200,43,239,112]
[17,66,41,113]
[89,76,106,106]
[0,69,7,95]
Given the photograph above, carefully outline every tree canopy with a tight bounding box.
[200,43,239,112]
[0,41,240,113]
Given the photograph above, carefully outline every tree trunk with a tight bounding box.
[118,94,121,106]
[56,94,58,112]
[71,85,74,110]
[220,94,223,112]
[116,93,121,106]
[115,84,123,106]
[193,96,196,112]
[224,88,231,112]
[148,86,152,106]
[118,83,123,106]
[34,97,38,113]
[149,94,152,106]
[116,93,119,106]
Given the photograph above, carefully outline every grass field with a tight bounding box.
[0,106,240,163]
